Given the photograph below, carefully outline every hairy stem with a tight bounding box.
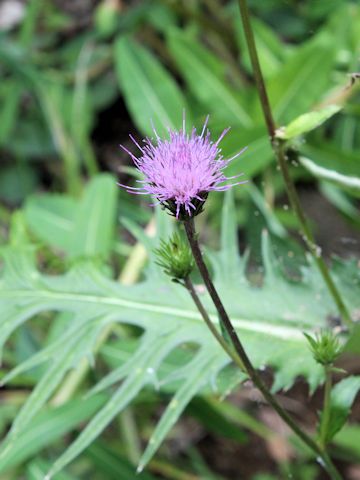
[184,217,342,480]
[184,277,245,371]
[319,365,333,450]
[236,0,352,328]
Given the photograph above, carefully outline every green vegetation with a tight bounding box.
[0,1,359,478]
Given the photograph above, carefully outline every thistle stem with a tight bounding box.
[184,277,245,372]
[236,0,352,328]
[319,365,333,450]
[183,217,342,480]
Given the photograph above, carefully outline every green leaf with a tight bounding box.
[71,174,117,258]
[320,182,360,223]
[0,0,42,145]
[219,127,273,179]
[187,397,247,443]
[276,105,341,140]
[234,15,287,78]
[0,165,38,205]
[343,323,360,355]
[25,195,76,252]
[220,190,243,279]
[6,321,99,439]
[0,395,107,472]
[260,35,336,124]
[300,143,360,187]
[85,441,157,480]
[24,174,118,258]
[27,458,76,480]
[333,424,360,458]
[114,36,188,136]
[325,376,360,442]
[45,341,169,478]
[0,197,358,476]
[247,184,287,238]
[166,28,252,127]
[138,351,218,472]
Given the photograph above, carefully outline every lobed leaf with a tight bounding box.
[0,191,358,476]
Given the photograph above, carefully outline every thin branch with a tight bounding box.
[319,365,333,450]
[184,277,245,372]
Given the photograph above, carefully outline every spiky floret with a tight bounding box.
[118,117,246,219]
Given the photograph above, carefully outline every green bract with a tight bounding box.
[304,330,342,366]
[155,232,194,281]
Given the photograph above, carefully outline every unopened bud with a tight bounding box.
[155,232,194,282]
[304,330,342,366]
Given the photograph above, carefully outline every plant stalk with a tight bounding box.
[319,365,333,450]
[236,0,352,328]
[184,277,245,372]
[183,218,342,480]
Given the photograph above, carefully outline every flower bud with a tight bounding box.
[155,232,194,282]
[304,330,342,366]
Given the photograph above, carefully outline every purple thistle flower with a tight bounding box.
[118,116,247,219]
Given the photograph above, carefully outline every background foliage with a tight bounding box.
[0,0,359,478]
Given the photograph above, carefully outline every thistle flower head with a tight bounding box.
[118,116,246,219]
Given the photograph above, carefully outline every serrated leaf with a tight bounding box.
[276,105,341,140]
[138,352,218,472]
[45,340,172,479]
[7,326,92,439]
[0,192,358,476]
